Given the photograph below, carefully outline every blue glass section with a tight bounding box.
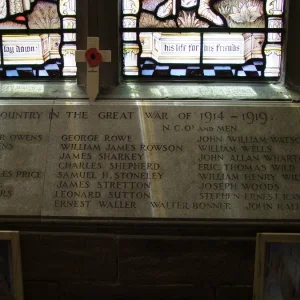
[39,70,49,76]
[243,65,258,71]
[45,64,60,70]
[214,66,231,70]
[6,70,19,76]
[142,69,154,76]
[238,70,247,77]
[170,69,186,76]
[203,69,216,76]
[156,66,169,70]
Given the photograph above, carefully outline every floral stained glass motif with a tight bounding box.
[0,0,76,78]
[121,0,285,79]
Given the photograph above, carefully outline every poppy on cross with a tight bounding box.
[75,37,111,101]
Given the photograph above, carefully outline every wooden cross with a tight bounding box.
[75,37,111,101]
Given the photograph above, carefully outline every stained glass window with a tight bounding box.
[121,0,285,79]
[0,0,76,78]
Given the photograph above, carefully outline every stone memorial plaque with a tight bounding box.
[0,103,50,216]
[40,102,300,220]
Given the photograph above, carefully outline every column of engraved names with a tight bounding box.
[0,112,44,200]
[194,110,300,216]
[0,128,18,200]
[52,110,174,215]
[0,109,48,215]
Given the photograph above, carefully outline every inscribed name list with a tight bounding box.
[0,105,50,216]
[41,104,300,220]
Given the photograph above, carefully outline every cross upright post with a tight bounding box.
[75,37,111,101]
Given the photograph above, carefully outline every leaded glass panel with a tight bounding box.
[121,0,285,79]
[0,0,76,78]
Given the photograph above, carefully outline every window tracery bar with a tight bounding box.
[121,0,285,80]
[0,0,77,78]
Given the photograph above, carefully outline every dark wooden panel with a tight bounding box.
[60,284,215,300]
[119,237,255,285]
[216,286,253,300]
[21,233,117,282]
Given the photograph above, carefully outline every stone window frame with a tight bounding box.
[78,0,300,98]
[0,0,300,100]
[0,0,78,80]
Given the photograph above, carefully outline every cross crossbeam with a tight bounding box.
[75,37,111,101]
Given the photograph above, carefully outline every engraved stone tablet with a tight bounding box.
[40,103,300,220]
[0,104,50,216]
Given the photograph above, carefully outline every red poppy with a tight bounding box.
[85,48,102,67]
[15,16,26,21]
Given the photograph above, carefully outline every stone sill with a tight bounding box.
[0,80,299,102]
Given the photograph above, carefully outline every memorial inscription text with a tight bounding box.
[0,104,299,219]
